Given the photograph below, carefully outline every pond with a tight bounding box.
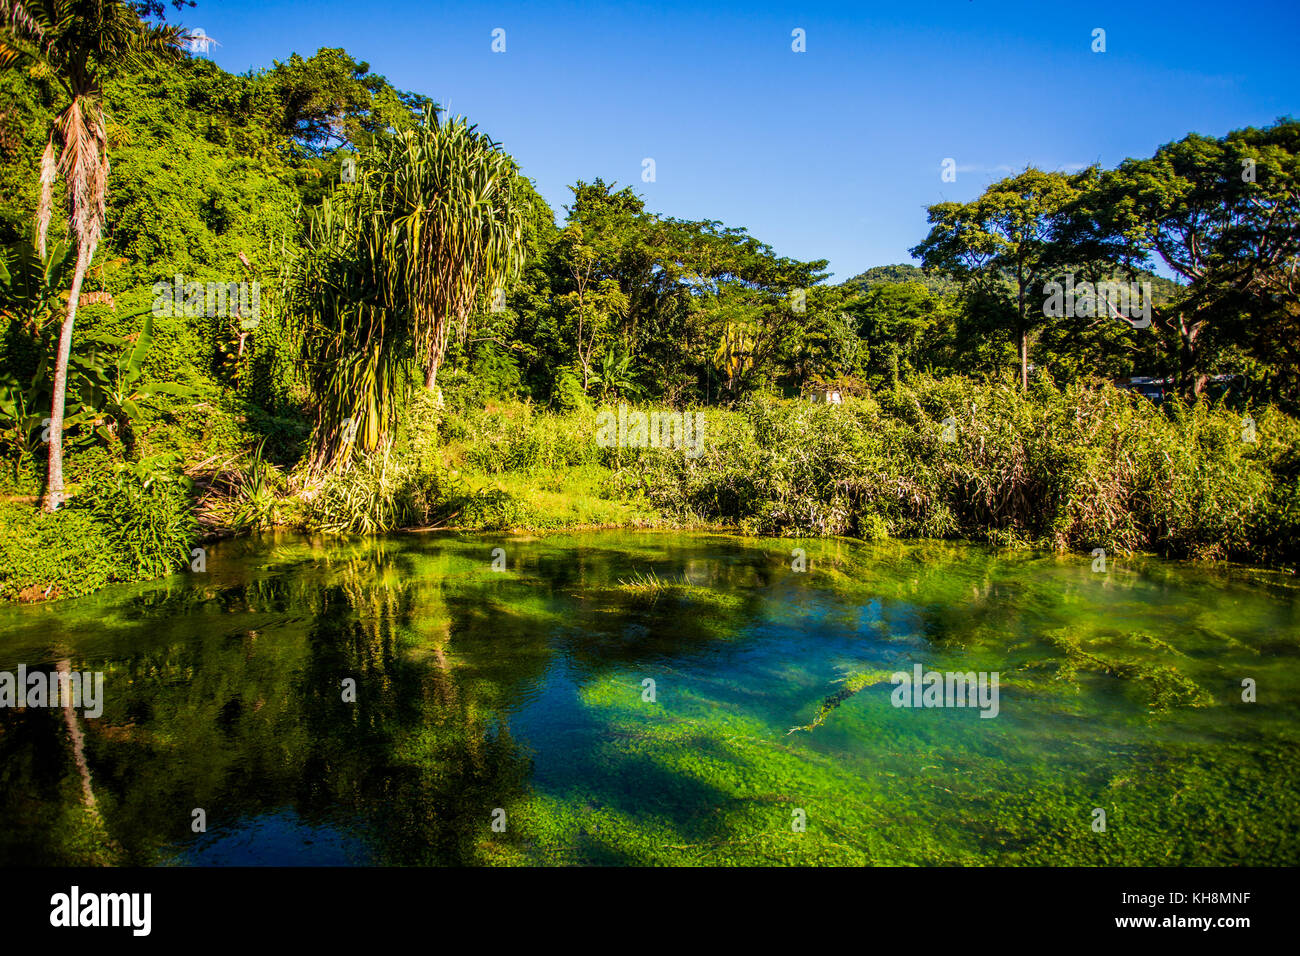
[1,531,1297,865]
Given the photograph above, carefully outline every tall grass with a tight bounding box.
[450,403,601,473]
[628,377,1300,564]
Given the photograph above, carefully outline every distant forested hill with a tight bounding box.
[846,262,1184,301]
[844,264,960,296]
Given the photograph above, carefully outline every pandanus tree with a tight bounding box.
[0,0,187,510]
[379,108,526,390]
[291,191,413,475]
[292,106,525,474]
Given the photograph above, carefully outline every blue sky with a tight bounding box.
[188,0,1299,281]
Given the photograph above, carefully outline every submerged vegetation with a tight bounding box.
[787,669,898,734]
[1,532,1296,866]
[1036,629,1215,712]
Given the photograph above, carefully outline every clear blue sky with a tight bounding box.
[187,0,1299,281]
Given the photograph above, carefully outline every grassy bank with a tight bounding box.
[3,374,1298,603]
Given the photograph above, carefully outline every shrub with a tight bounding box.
[82,458,200,579]
[403,387,443,473]
[0,453,202,602]
[0,502,121,601]
[629,377,1300,564]
[196,440,286,533]
[304,449,416,534]
[549,369,592,413]
[304,446,468,534]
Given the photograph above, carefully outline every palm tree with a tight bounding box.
[292,106,526,474]
[291,191,414,474]
[374,107,525,391]
[0,1,187,511]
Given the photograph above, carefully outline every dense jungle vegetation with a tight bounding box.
[1,2,1298,602]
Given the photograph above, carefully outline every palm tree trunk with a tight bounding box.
[43,239,93,512]
[1019,328,1029,390]
[36,141,56,259]
[56,659,97,809]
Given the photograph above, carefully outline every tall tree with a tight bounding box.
[846,281,946,386]
[1077,121,1300,397]
[555,181,668,397]
[291,108,527,472]
[0,0,186,510]
[553,224,628,392]
[911,168,1082,389]
[375,108,525,391]
[262,48,431,157]
[674,219,828,398]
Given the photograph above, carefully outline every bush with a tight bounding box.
[195,440,287,533]
[82,459,200,579]
[0,502,121,602]
[403,387,443,473]
[628,377,1300,564]
[304,447,470,534]
[304,450,416,534]
[549,370,593,413]
[0,453,203,603]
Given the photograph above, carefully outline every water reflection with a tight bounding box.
[0,532,1296,865]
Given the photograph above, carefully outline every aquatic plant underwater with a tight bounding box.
[0,531,1296,866]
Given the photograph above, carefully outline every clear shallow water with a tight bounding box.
[0,531,1297,866]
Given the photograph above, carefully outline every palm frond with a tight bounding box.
[288,107,527,475]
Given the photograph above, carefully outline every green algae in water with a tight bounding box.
[1035,627,1215,711]
[787,669,898,734]
[0,530,1296,865]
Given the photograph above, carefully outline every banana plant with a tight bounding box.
[1,238,194,461]
[593,346,644,402]
[0,355,51,478]
[0,237,80,474]
[0,235,74,330]
[69,313,196,447]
